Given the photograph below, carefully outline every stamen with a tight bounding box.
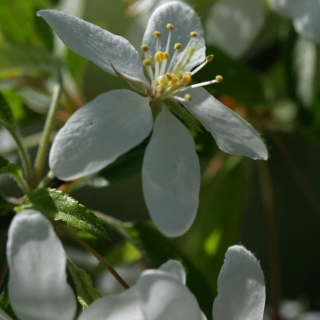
[184,93,192,101]
[190,31,198,38]
[179,75,223,92]
[142,59,151,67]
[182,73,192,85]
[191,54,214,75]
[154,31,161,53]
[172,93,192,102]
[166,23,174,31]
[142,59,154,83]
[174,43,182,51]
[167,43,182,72]
[141,44,149,52]
[215,75,223,83]
[155,51,164,62]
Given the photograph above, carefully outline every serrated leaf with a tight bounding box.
[122,222,214,318]
[16,188,109,239]
[67,259,101,310]
[0,92,15,128]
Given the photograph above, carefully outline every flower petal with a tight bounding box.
[206,0,264,58]
[159,260,186,284]
[7,210,76,320]
[78,288,143,320]
[142,1,205,71]
[137,270,203,320]
[142,107,200,237]
[293,1,320,43]
[49,90,152,180]
[37,10,147,83]
[269,0,303,18]
[183,88,268,160]
[0,310,13,320]
[212,245,265,320]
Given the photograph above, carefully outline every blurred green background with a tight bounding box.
[1,0,320,319]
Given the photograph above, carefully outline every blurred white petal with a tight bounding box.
[79,288,143,320]
[7,210,76,320]
[159,260,186,284]
[206,0,264,57]
[137,270,203,320]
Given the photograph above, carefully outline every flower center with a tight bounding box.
[141,23,223,103]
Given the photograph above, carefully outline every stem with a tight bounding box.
[37,170,55,189]
[34,75,62,185]
[2,122,33,188]
[60,223,130,290]
[15,173,30,194]
[257,161,283,310]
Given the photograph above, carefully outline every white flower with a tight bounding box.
[3,210,76,320]
[270,0,320,43]
[78,245,266,320]
[38,1,268,237]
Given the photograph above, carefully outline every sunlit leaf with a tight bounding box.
[16,188,109,239]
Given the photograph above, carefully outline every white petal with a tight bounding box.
[142,107,200,237]
[212,245,265,320]
[183,88,268,160]
[159,260,186,284]
[293,1,320,43]
[78,288,143,320]
[269,0,303,18]
[206,0,264,58]
[7,210,76,320]
[49,90,152,180]
[137,270,203,320]
[37,10,147,83]
[0,310,13,320]
[142,1,206,71]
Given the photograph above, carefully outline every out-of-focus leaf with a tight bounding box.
[0,155,23,180]
[0,92,15,128]
[67,259,101,310]
[0,0,54,49]
[16,188,109,239]
[1,91,25,122]
[0,288,18,320]
[193,45,265,107]
[0,44,60,77]
[66,49,88,84]
[106,240,141,266]
[122,221,214,318]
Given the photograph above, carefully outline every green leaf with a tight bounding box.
[16,188,109,239]
[0,44,60,77]
[0,288,19,320]
[193,45,265,107]
[0,155,27,192]
[67,259,101,310]
[0,0,53,48]
[0,91,15,128]
[122,221,214,318]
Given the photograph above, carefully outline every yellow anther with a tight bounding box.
[170,83,180,92]
[190,31,198,38]
[171,77,179,84]
[142,59,151,67]
[155,51,164,62]
[184,94,192,101]
[215,75,223,83]
[141,44,149,52]
[155,85,161,92]
[184,71,192,77]
[166,23,174,31]
[174,43,182,51]
[182,73,192,85]
[157,76,168,85]
[165,73,173,80]
[154,31,161,38]
[163,51,170,60]
[206,54,214,62]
